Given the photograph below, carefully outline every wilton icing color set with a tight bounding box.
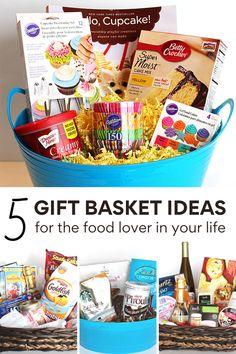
[150,99,221,153]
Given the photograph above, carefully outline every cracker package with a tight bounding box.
[40,260,78,320]
[47,5,177,98]
[127,31,226,112]
[198,258,236,308]
[45,249,77,281]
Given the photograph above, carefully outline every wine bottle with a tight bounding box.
[180,242,195,303]
[171,278,189,325]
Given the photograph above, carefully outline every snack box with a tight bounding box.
[3,266,26,299]
[159,275,176,297]
[17,13,98,120]
[198,257,236,308]
[0,294,29,318]
[80,261,130,294]
[201,305,219,327]
[127,30,226,112]
[47,5,177,98]
[150,99,221,153]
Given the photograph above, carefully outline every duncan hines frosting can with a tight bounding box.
[15,110,83,161]
[123,281,150,320]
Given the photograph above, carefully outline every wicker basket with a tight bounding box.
[160,325,236,351]
[0,326,77,352]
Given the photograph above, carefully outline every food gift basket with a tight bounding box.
[79,258,157,353]
[0,251,77,352]
[8,10,235,187]
[159,243,236,351]
[7,88,234,187]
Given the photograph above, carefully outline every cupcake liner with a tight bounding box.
[50,60,71,69]
[93,101,143,157]
[56,84,79,95]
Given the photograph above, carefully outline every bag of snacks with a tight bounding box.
[45,249,77,280]
[40,261,78,321]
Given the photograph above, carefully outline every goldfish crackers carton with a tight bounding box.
[40,261,78,321]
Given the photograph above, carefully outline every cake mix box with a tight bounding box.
[127,31,227,112]
[17,13,99,120]
[198,258,236,309]
[150,99,220,153]
[47,5,177,98]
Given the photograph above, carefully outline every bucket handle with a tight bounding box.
[212,98,234,132]
[7,87,26,130]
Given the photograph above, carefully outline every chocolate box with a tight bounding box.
[198,258,236,308]
[127,31,226,112]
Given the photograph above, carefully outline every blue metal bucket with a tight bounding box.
[7,88,234,187]
[80,318,156,353]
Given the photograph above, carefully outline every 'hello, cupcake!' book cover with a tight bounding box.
[17,13,100,120]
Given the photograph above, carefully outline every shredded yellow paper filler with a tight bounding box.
[72,90,182,165]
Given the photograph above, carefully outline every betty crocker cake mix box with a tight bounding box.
[127,31,227,112]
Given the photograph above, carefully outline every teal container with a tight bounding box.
[7,88,234,187]
[80,318,156,353]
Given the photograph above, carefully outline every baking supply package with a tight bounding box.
[17,13,99,121]
[150,99,220,153]
[127,31,226,112]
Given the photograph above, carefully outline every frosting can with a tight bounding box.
[15,110,83,160]
[123,281,150,320]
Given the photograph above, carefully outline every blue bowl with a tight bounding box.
[80,318,156,353]
[7,88,234,187]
